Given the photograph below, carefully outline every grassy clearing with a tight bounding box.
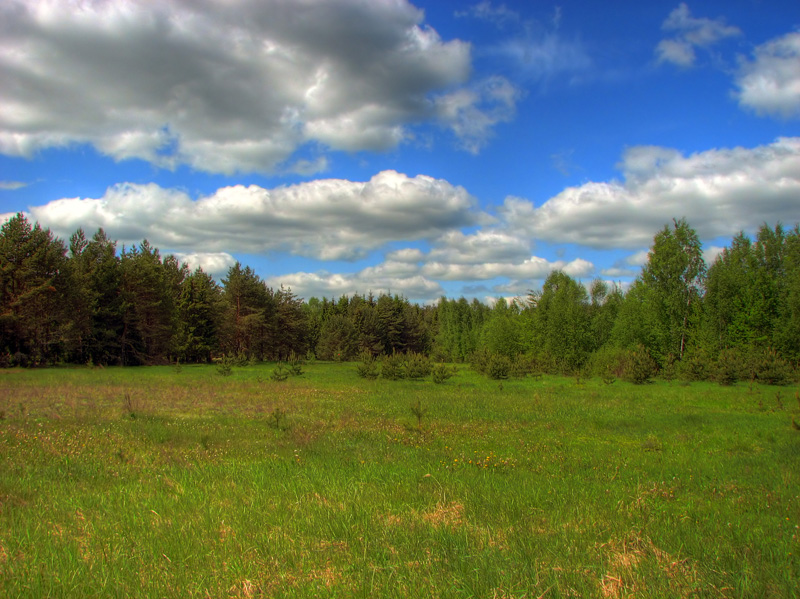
[0,363,798,598]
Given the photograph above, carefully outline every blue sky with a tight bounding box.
[1,0,800,302]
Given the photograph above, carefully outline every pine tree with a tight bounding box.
[177,268,222,363]
[0,214,70,365]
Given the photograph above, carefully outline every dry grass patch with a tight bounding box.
[599,533,700,598]
[421,501,465,528]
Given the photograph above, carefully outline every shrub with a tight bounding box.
[714,348,745,386]
[624,344,656,384]
[405,352,432,380]
[287,352,304,376]
[469,348,491,375]
[510,354,538,378]
[356,352,379,380]
[677,347,713,381]
[487,353,512,380]
[588,345,629,380]
[431,363,456,384]
[216,355,234,377]
[749,348,794,386]
[381,353,406,380]
[270,362,290,382]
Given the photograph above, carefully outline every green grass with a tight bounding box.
[0,363,798,598]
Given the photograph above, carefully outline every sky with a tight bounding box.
[1,0,800,303]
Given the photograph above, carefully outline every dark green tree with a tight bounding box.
[0,214,70,365]
[177,268,222,363]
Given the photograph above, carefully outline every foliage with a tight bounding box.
[487,353,512,380]
[587,345,629,380]
[714,348,746,386]
[409,399,426,429]
[431,363,457,384]
[268,407,289,431]
[4,216,800,385]
[404,352,432,380]
[381,352,406,380]
[623,343,657,384]
[639,218,706,361]
[523,271,591,374]
[355,352,379,380]
[748,347,794,386]
[287,352,304,376]
[216,355,234,377]
[270,362,290,382]
[677,346,713,382]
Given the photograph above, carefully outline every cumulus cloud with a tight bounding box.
[264,270,444,302]
[656,3,740,67]
[420,256,592,282]
[0,0,518,174]
[29,171,478,261]
[173,252,237,278]
[735,32,800,119]
[502,137,800,249]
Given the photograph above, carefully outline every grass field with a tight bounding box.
[0,363,798,598]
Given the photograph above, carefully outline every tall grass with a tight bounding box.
[0,363,798,597]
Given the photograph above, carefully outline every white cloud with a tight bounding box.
[735,32,800,119]
[427,230,531,264]
[656,3,740,67]
[502,137,800,249]
[655,39,695,67]
[30,170,479,261]
[600,267,637,278]
[420,256,593,281]
[0,181,28,190]
[173,252,236,278]
[264,270,444,302]
[495,32,592,82]
[703,245,725,266]
[455,2,520,28]
[626,250,650,267]
[0,0,516,174]
[434,76,521,153]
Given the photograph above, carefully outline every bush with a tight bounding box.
[487,354,512,380]
[624,344,656,384]
[749,348,794,386]
[404,352,432,380]
[381,353,406,380]
[355,352,379,380]
[510,354,538,378]
[287,352,304,376]
[431,363,456,384]
[588,345,629,380]
[469,348,491,375]
[677,347,713,382]
[216,355,234,377]
[270,362,290,382]
[714,348,745,386]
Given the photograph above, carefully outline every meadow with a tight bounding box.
[0,363,798,598]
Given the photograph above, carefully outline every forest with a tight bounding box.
[1,213,799,384]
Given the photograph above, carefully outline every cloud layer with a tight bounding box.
[31,170,478,261]
[506,137,800,249]
[0,0,519,174]
[17,136,800,301]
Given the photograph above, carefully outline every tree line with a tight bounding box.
[1,214,798,382]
